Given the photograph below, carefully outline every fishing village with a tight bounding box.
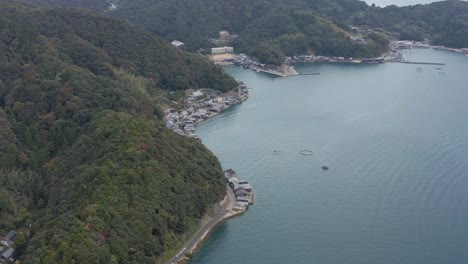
[164,82,249,138]
[187,30,464,77]
[163,82,255,264]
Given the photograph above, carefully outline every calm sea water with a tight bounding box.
[191,49,468,264]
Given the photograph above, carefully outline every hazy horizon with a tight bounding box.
[364,0,444,7]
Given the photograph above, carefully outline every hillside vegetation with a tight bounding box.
[11,0,390,65]
[352,1,468,48]
[12,0,468,65]
[0,3,233,263]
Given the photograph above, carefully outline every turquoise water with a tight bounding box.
[191,49,468,264]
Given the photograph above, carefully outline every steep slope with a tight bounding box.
[0,3,233,263]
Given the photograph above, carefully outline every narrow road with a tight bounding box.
[166,186,236,264]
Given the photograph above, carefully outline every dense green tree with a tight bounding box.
[0,4,229,263]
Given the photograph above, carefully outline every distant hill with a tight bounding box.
[0,3,233,263]
[10,0,468,64]
[8,0,390,65]
[351,0,468,48]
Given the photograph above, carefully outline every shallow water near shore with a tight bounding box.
[191,49,468,264]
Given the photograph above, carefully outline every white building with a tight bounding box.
[192,90,204,97]
[211,46,234,54]
[171,40,184,47]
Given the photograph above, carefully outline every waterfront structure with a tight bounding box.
[225,169,254,208]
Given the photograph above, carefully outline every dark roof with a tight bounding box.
[1,248,13,259]
[224,168,236,175]
[5,230,16,240]
[236,196,249,202]
[235,188,249,196]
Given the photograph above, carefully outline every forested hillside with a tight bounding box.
[13,0,468,64]
[352,1,468,48]
[0,3,233,263]
[10,0,390,65]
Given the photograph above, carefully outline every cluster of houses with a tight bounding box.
[224,169,254,212]
[285,55,384,64]
[393,40,468,55]
[0,230,16,263]
[165,84,249,138]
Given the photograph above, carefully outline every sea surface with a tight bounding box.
[191,49,468,264]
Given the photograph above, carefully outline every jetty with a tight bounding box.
[250,64,299,78]
[398,61,445,66]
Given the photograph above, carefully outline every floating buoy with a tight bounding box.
[300,149,313,156]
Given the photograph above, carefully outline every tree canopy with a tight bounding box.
[0,4,229,263]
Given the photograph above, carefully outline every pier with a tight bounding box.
[299,72,320,76]
[398,61,446,66]
[250,64,300,78]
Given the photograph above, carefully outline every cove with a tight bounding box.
[191,49,468,264]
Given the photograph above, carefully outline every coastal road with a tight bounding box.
[166,187,236,264]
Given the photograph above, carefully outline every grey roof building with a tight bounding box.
[224,169,236,179]
[4,230,16,242]
[1,248,13,260]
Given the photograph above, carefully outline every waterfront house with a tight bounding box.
[238,180,252,192]
[224,169,237,179]
[235,188,250,197]
[228,176,239,186]
[236,196,249,203]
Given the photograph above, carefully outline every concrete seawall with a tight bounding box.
[166,186,239,264]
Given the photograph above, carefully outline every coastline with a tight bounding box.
[164,82,249,139]
[165,185,241,264]
[164,84,253,264]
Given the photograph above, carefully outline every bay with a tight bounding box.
[190,49,468,264]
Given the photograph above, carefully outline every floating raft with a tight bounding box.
[300,149,313,156]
